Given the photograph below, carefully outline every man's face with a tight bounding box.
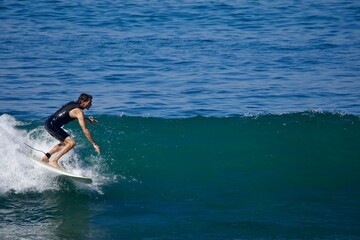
[81,99,92,110]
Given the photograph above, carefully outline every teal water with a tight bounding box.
[1,112,359,239]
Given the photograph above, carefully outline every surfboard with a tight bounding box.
[30,157,93,184]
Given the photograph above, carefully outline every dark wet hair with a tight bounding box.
[77,93,93,103]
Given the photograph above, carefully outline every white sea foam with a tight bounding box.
[0,114,109,194]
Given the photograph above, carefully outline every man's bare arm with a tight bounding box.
[70,108,100,154]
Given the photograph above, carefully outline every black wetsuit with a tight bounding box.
[45,101,81,142]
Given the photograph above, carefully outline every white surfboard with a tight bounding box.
[30,157,93,184]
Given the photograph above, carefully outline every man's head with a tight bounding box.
[77,93,93,110]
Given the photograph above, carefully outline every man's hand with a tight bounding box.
[93,143,100,154]
[86,117,98,124]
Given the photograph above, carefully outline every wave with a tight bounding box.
[1,112,359,195]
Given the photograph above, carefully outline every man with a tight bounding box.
[41,93,100,169]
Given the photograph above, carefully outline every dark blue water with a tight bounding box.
[1,0,360,239]
[1,0,360,118]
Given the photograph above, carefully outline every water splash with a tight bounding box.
[0,114,110,194]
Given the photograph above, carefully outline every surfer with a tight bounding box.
[41,93,100,169]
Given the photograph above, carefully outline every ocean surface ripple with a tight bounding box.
[0,0,359,118]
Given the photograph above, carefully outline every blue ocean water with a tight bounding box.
[1,0,360,118]
[1,0,360,239]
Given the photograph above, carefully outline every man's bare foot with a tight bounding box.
[41,155,49,163]
[48,161,62,170]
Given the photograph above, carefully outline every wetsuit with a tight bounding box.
[45,101,81,142]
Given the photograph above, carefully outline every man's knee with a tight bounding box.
[68,139,76,148]
[64,138,76,148]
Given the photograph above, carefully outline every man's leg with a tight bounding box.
[49,137,76,169]
[41,143,64,163]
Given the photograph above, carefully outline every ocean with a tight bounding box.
[0,0,359,239]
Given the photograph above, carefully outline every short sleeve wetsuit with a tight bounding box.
[45,101,81,142]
